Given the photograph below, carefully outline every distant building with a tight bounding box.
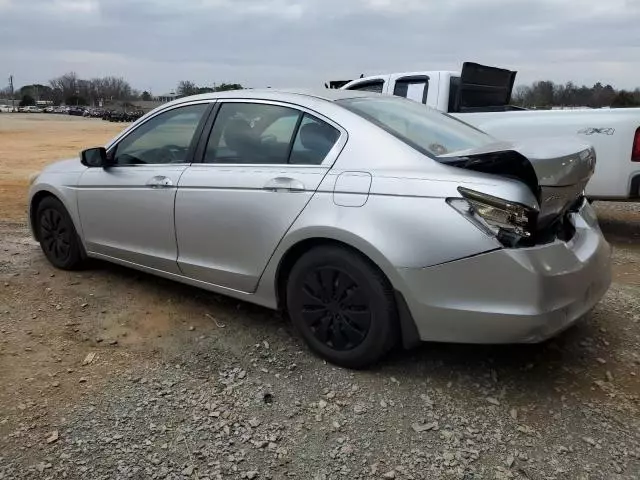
[129,100,167,112]
[154,92,179,103]
[551,106,591,110]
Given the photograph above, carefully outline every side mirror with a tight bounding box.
[81,147,110,168]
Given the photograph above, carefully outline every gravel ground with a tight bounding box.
[0,202,639,480]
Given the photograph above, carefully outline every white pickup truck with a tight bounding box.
[334,63,640,201]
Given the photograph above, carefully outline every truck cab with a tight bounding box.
[339,63,525,113]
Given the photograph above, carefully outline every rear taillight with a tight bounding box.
[448,188,538,247]
[633,128,640,162]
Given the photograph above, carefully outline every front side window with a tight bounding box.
[346,80,384,94]
[337,96,491,157]
[112,104,208,165]
[204,103,340,165]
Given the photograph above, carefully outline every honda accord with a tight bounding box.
[28,89,611,368]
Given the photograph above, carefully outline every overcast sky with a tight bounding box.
[1,0,639,94]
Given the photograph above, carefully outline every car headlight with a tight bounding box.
[447,187,538,247]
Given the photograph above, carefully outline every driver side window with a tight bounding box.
[112,104,208,165]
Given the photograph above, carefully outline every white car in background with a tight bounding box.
[0,105,14,113]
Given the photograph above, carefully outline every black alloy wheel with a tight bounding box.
[36,197,86,270]
[298,266,372,351]
[286,245,398,368]
[40,208,71,263]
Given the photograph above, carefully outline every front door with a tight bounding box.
[175,100,343,292]
[77,103,211,273]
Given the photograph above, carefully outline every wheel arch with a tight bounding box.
[29,190,59,240]
[29,187,83,244]
[270,232,420,349]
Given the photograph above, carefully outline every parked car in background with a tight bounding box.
[103,110,145,122]
[337,62,640,201]
[68,106,86,116]
[19,106,44,113]
[27,89,611,367]
[0,105,14,113]
[83,108,104,118]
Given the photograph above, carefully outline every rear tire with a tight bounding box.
[286,245,398,368]
[36,197,87,270]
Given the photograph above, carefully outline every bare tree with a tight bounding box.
[49,72,79,100]
[49,73,134,105]
[177,80,198,97]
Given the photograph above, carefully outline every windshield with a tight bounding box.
[336,96,492,157]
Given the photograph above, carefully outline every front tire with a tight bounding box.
[36,197,87,270]
[286,246,398,368]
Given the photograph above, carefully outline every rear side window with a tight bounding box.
[289,114,340,165]
[204,103,300,164]
[346,80,384,94]
[448,76,461,112]
[204,103,339,165]
[393,76,429,104]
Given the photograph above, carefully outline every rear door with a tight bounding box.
[175,100,345,292]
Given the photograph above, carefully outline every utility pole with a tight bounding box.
[9,75,15,111]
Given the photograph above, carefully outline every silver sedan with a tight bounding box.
[28,89,611,368]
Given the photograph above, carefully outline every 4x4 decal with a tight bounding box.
[578,127,615,136]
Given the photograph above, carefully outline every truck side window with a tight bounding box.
[448,76,461,112]
[393,76,429,104]
[347,80,385,94]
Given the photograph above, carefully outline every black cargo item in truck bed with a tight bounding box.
[450,62,518,113]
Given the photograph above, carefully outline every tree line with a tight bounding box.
[1,73,245,107]
[512,81,640,108]
[176,81,244,97]
[1,73,139,107]
[7,73,639,109]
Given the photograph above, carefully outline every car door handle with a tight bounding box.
[146,176,173,188]
[263,177,305,192]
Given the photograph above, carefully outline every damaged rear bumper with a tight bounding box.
[397,200,611,344]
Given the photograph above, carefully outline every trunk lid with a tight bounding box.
[438,137,596,229]
[451,62,517,113]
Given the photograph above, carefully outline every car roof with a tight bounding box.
[165,88,378,108]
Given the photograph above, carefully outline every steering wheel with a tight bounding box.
[160,144,185,163]
[260,134,278,145]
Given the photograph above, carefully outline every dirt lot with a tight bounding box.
[0,114,124,222]
[0,114,639,479]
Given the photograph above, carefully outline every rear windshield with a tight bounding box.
[336,96,491,158]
